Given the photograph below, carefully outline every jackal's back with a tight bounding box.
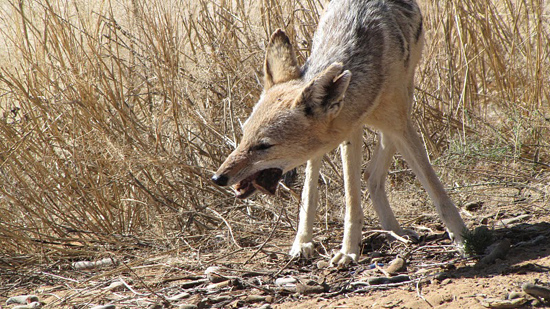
[304,0,423,107]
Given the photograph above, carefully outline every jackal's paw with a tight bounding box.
[330,251,358,267]
[450,233,467,257]
[447,228,470,257]
[289,241,315,259]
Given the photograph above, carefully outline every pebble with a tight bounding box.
[296,282,327,295]
[205,266,226,283]
[386,257,405,275]
[522,282,550,299]
[166,292,191,301]
[475,239,511,268]
[104,281,125,291]
[368,275,410,285]
[316,260,329,269]
[434,272,449,282]
[12,303,42,309]
[90,305,116,309]
[440,278,452,285]
[479,297,527,308]
[244,295,273,303]
[73,258,117,270]
[6,295,39,305]
[496,214,532,227]
[507,292,526,300]
[178,305,198,309]
[464,201,484,211]
[206,280,230,290]
[275,277,297,286]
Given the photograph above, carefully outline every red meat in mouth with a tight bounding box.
[233,168,283,199]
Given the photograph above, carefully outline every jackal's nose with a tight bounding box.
[211,174,229,186]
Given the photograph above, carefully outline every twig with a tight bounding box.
[206,248,245,264]
[351,278,420,293]
[367,230,412,244]
[118,257,170,306]
[273,256,298,278]
[207,207,243,249]
[118,277,150,297]
[416,278,433,308]
[243,203,284,265]
[39,271,80,283]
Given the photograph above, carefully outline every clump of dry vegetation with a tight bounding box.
[0,0,548,264]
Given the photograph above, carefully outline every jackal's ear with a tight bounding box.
[264,29,301,90]
[295,63,351,119]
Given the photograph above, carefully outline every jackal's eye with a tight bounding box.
[250,142,273,152]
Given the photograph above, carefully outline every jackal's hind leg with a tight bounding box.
[365,133,420,240]
[392,121,467,251]
[289,157,322,259]
[330,128,364,267]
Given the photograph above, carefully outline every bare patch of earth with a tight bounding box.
[1,187,549,309]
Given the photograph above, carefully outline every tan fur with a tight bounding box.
[213,0,468,266]
[264,29,301,89]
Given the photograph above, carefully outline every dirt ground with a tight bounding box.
[2,184,549,309]
[274,238,550,309]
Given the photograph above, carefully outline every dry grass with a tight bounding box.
[0,0,548,263]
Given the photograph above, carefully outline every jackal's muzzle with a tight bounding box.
[212,168,283,199]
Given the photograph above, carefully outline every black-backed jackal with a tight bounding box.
[212,0,468,266]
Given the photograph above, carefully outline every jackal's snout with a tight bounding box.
[211,174,229,186]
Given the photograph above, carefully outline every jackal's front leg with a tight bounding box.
[331,129,364,266]
[289,156,322,259]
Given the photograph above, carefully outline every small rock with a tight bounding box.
[464,201,484,211]
[440,278,452,285]
[104,281,125,291]
[522,282,550,299]
[434,272,449,282]
[166,292,190,301]
[275,277,297,286]
[206,280,230,290]
[90,305,116,309]
[368,275,410,285]
[508,292,527,300]
[296,282,328,295]
[178,305,198,309]
[244,295,273,303]
[73,257,117,270]
[479,297,527,308]
[12,303,42,309]
[6,295,39,305]
[316,260,329,269]
[205,266,228,283]
[496,214,532,227]
[386,257,405,275]
[475,239,511,269]
[370,251,382,258]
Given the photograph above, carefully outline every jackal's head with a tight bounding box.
[212,29,351,198]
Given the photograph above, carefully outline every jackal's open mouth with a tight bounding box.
[233,168,283,199]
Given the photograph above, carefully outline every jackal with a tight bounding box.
[212,0,468,266]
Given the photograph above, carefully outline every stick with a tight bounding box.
[243,203,284,265]
[367,230,413,244]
